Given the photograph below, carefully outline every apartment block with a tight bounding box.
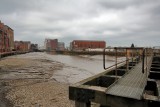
[0,21,14,53]
[45,39,58,51]
[14,41,31,52]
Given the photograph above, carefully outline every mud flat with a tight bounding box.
[0,52,114,107]
[0,81,13,107]
[0,53,74,107]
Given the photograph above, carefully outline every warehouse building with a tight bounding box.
[58,42,65,51]
[0,21,14,53]
[30,44,38,52]
[45,39,58,51]
[45,38,65,51]
[70,40,106,51]
[14,41,31,52]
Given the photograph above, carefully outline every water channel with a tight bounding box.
[3,52,120,84]
[45,53,116,84]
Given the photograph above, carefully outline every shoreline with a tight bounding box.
[0,54,74,107]
[0,81,13,107]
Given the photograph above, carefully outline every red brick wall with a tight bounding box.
[46,39,58,51]
[50,39,58,50]
[14,41,30,52]
[0,21,14,53]
[0,22,4,53]
[72,40,106,50]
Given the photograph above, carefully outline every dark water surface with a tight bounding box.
[5,52,117,84]
[49,54,116,84]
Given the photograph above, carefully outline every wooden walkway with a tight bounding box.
[106,62,147,99]
[69,55,160,107]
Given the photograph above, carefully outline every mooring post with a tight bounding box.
[103,48,106,70]
[75,101,91,107]
[142,48,145,73]
[126,48,129,72]
[131,49,133,67]
[115,47,118,79]
[145,48,148,79]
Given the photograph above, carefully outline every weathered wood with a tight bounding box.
[69,55,160,107]
[75,101,91,107]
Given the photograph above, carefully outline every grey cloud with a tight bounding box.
[0,0,160,47]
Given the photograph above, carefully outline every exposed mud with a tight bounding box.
[0,53,73,107]
[0,52,115,107]
[0,81,13,107]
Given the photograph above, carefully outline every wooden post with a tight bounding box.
[75,101,91,107]
[126,49,129,72]
[115,48,117,79]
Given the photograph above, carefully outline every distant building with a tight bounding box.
[14,41,31,52]
[58,42,65,51]
[45,39,58,51]
[153,46,160,49]
[153,46,160,54]
[6,25,14,51]
[0,20,14,53]
[30,44,38,52]
[70,40,106,51]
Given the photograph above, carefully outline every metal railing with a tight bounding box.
[103,47,145,78]
[142,48,153,76]
[103,47,154,79]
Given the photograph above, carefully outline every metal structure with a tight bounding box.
[69,47,160,107]
[0,51,28,59]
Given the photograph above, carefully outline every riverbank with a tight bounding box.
[0,81,13,107]
[0,54,74,107]
[0,52,116,107]
[53,50,126,56]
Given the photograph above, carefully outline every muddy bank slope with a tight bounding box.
[0,53,74,107]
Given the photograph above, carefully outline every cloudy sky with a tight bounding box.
[0,0,160,47]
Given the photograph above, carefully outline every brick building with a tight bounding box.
[14,41,31,52]
[0,21,14,53]
[58,42,65,51]
[45,39,58,51]
[6,25,14,51]
[70,40,106,51]
[30,44,38,52]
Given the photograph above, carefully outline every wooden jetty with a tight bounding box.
[0,51,29,59]
[69,47,160,107]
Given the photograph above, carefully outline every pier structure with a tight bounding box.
[69,47,160,107]
[0,51,29,59]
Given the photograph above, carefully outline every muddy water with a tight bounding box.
[48,54,115,84]
[9,52,116,84]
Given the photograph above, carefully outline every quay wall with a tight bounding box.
[54,50,126,56]
[0,51,29,59]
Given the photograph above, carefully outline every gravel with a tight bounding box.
[0,54,74,107]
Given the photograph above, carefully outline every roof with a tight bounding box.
[72,40,106,42]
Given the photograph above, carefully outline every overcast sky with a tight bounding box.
[0,0,160,47]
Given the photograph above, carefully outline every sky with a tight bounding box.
[0,0,160,47]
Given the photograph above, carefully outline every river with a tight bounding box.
[49,55,114,83]
[0,52,118,107]
[46,53,116,84]
[5,52,118,84]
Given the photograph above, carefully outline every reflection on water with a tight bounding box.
[12,52,118,84]
[49,54,116,84]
